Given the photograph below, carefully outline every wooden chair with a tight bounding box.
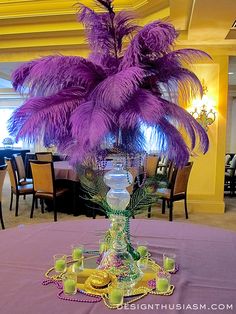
[0,164,7,229]
[30,160,69,222]
[13,154,33,186]
[224,154,236,196]
[144,155,160,177]
[4,158,34,216]
[225,154,232,166]
[35,152,53,162]
[148,162,193,221]
[156,156,169,176]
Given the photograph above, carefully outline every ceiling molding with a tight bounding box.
[0,0,236,61]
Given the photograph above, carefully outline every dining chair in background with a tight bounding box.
[148,162,193,221]
[225,154,232,166]
[144,155,160,177]
[0,164,7,229]
[30,160,69,222]
[35,152,53,162]
[4,158,34,217]
[156,156,169,176]
[13,154,33,186]
[224,154,236,196]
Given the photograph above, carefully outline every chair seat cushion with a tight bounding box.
[156,188,185,199]
[19,178,33,185]
[156,188,171,198]
[15,184,33,194]
[35,187,69,198]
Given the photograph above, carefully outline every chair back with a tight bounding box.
[228,154,236,177]
[157,156,169,175]
[171,162,193,196]
[30,161,54,194]
[167,161,175,182]
[0,164,7,201]
[126,167,138,194]
[144,155,160,177]
[13,154,26,182]
[35,152,53,162]
[4,158,18,190]
[225,154,231,165]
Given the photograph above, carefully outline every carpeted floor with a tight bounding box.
[1,173,236,231]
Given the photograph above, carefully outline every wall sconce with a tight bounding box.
[189,80,216,131]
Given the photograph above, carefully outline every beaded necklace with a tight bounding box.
[42,255,177,308]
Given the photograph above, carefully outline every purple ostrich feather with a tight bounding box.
[8,0,210,166]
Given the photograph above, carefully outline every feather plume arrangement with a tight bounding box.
[9,0,211,166]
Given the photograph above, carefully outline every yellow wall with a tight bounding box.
[175,56,228,214]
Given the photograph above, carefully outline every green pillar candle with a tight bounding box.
[137,246,148,258]
[63,279,77,295]
[164,257,175,271]
[54,259,66,272]
[109,288,123,306]
[156,278,169,292]
[72,248,83,260]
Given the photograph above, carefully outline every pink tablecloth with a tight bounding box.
[54,161,79,181]
[0,220,235,314]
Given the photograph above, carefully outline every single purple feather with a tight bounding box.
[120,21,178,69]
[92,66,146,110]
[118,89,208,164]
[8,87,85,145]
[88,53,121,75]
[77,4,138,63]
[71,100,114,155]
[11,55,106,97]
[151,49,212,102]
[154,118,190,166]
[157,97,209,153]
[118,89,165,128]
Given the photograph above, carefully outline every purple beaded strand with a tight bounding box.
[42,279,62,289]
[57,289,102,303]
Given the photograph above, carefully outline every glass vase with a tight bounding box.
[98,158,143,293]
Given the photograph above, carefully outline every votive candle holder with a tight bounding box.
[53,254,67,273]
[62,272,77,295]
[156,271,171,293]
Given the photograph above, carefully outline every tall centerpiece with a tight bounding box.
[98,158,143,291]
[9,0,210,290]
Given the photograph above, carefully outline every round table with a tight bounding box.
[54,161,79,182]
[0,220,235,314]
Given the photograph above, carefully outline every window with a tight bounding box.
[0,107,23,148]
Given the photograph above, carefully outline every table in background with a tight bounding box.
[25,152,63,178]
[0,219,235,314]
[0,148,30,165]
[53,161,82,216]
[54,161,79,182]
